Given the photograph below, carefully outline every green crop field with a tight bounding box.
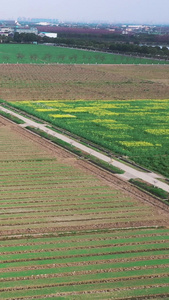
[8,99,169,177]
[1,116,169,299]
[0,44,168,64]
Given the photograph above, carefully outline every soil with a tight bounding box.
[1,64,169,101]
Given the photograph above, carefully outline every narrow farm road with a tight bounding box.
[0,105,169,193]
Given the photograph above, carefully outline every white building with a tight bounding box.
[0,27,14,36]
[39,32,57,38]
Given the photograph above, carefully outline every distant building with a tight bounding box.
[15,27,38,35]
[0,27,13,33]
[30,18,58,24]
[39,32,57,38]
[0,27,14,36]
[36,22,51,26]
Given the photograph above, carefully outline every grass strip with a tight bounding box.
[0,110,25,124]
[129,179,169,201]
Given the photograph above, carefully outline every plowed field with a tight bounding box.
[1,116,169,299]
[1,64,169,101]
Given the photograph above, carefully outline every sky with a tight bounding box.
[1,0,169,24]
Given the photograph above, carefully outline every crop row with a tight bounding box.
[2,248,169,269]
[0,227,168,244]
[0,213,155,230]
[1,216,160,233]
[0,195,124,206]
[1,257,169,281]
[0,189,118,201]
[1,118,169,299]
[2,239,169,264]
[0,204,144,213]
[2,234,169,255]
[1,274,169,300]
[1,270,169,291]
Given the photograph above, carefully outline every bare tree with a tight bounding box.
[30,54,38,61]
[16,53,24,60]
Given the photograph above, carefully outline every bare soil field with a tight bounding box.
[1,64,169,101]
[1,116,169,299]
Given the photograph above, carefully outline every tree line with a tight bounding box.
[1,32,169,60]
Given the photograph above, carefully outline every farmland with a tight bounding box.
[8,98,169,178]
[1,116,169,299]
[0,44,169,65]
[1,64,169,101]
[1,43,169,299]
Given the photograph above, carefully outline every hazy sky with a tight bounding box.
[1,0,169,24]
